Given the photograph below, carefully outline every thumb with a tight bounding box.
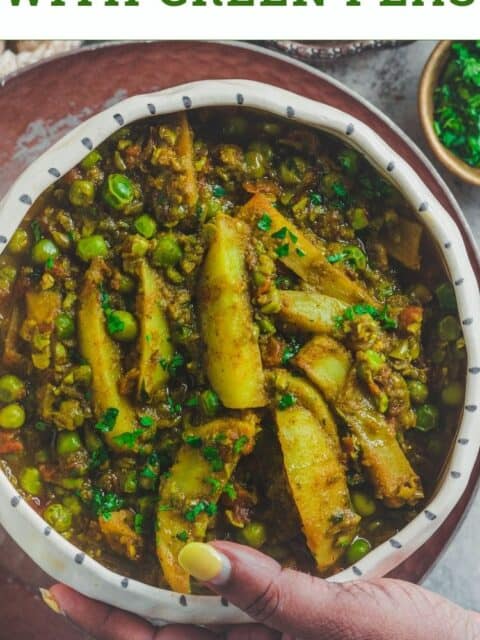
[178,541,479,640]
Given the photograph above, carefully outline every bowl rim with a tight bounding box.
[0,78,479,625]
[418,40,480,187]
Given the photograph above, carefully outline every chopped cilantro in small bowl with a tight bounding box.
[419,40,480,186]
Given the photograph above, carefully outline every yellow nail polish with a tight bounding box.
[39,588,65,616]
[178,542,229,583]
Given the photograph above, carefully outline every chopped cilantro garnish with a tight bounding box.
[310,193,322,206]
[184,434,203,448]
[91,488,124,520]
[184,500,218,522]
[278,393,296,410]
[158,504,172,512]
[112,429,143,448]
[139,415,154,427]
[205,476,222,494]
[288,230,298,244]
[176,530,189,542]
[223,482,237,500]
[35,420,49,432]
[257,214,272,232]
[336,304,398,331]
[233,435,249,454]
[31,220,43,243]
[140,467,157,479]
[166,393,182,416]
[106,313,125,335]
[134,513,144,534]
[212,184,226,197]
[45,257,55,270]
[95,407,119,433]
[89,447,109,470]
[281,338,300,365]
[271,226,288,240]
[203,445,224,471]
[332,182,347,198]
[159,352,185,375]
[296,248,306,257]
[185,396,199,408]
[275,243,290,258]
[434,42,480,168]
[327,251,347,264]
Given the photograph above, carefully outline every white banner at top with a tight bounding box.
[0,0,479,41]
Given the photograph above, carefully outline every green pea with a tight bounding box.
[55,313,75,340]
[31,239,59,265]
[123,470,138,494]
[0,266,17,284]
[441,381,464,407]
[249,141,273,163]
[342,246,367,270]
[200,389,221,417]
[69,179,95,207]
[103,173,135,210]
[366,519,383,533]
[0,375,25,403]
[43,503,72,533]
[223,115,248,138]
[20,467,43,496]
[84,427,104,453]
[437,315,461,342]
[351,490,376,517]
[407,380,429,405]
[239,522,267,549]
[415,404,439,432]
[35,449,50,464]
[152,235,183,267]
[345,537,371,565]
[408,283,432,304]
[76,235,108,261]
[338,148,359,176]
[347,207,369,230]
[117,273,136,294]
[8,228,30,255]
[62,494,83,516]
[279,157,306,186]
[435,282,457,311]
[107,310,138,342]
[0,403,25,429]
[56,431,83,457]
[134,214,157,239]
[81,149,102,170]
[245,150,266,179]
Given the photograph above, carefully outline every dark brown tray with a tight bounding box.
[0,41,478,639]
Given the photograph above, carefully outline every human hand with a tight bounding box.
[43,541,480,640]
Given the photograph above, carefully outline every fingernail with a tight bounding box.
[39,588,65,616]
[178,542,231,585]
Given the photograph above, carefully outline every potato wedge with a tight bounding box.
[273,370,359,572]
[294,336,352,402]
[239,194,373,304]
[78,259,139,452]
[175,112,198,210]
[198,214,267,408]
[136,259,173,400]
[156,415,259,593]
[382,217,422,271]
[336,370,423,508]
[278,290,347,334]
[20,289,61,370]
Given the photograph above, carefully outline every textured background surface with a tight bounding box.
[322,40,480,612]
[0,40,478,639]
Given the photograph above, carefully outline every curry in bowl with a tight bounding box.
[0,108,465,593]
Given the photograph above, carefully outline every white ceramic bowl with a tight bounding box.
[0,80,479,626]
